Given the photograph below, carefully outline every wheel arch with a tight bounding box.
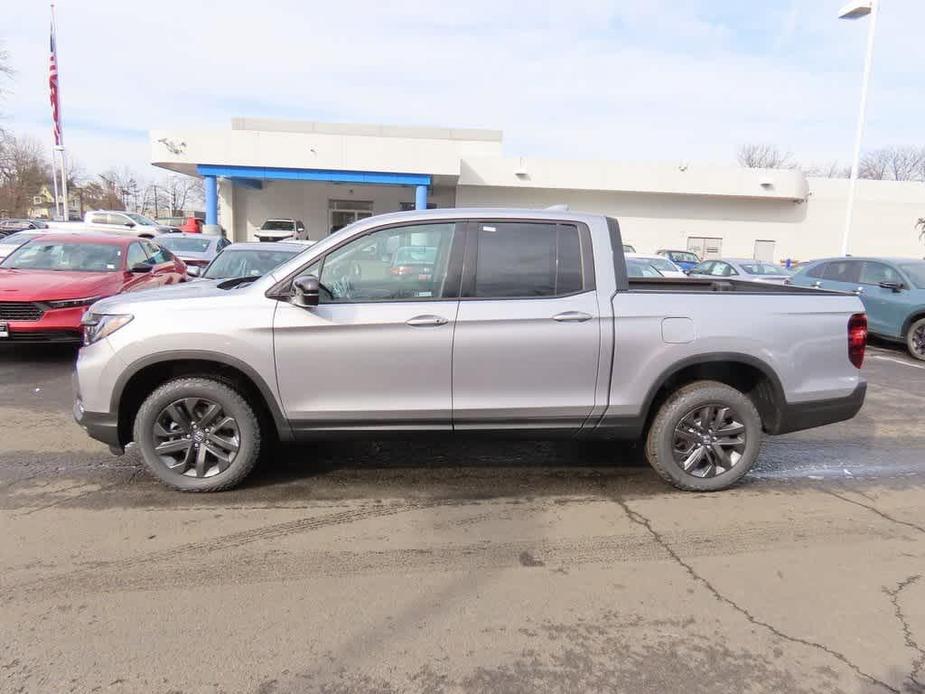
[640,353,787,436]
[901,310,925,339]
[112,351,291,447]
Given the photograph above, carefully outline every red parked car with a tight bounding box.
[0,234,187,343]
[179,216,203,233]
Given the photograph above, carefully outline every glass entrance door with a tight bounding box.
[329,200,373,235]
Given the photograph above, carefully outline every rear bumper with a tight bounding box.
[769,380,867,435]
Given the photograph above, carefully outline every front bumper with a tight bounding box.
[1,306,85,343]
[73,397,122,453]
[769,380,867,435]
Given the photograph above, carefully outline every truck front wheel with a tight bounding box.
[645,380,762,492]
[133,377,262,492]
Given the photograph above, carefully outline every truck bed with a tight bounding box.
[627,277,826,295]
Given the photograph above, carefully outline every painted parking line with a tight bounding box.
[867,354,925,370]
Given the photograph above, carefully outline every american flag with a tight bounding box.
[49,20,62,146]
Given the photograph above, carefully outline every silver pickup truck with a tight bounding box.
[73,209,868,493]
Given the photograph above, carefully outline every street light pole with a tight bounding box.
[839,0,879,256]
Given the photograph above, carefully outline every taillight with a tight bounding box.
[848,313,867,369]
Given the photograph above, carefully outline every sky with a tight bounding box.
[2,0,924,181]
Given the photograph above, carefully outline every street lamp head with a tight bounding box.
[838,0,872,19]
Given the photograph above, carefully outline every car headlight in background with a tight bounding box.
[81,313,133,346]
[47,296,103,309]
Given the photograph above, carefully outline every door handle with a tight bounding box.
[552,311,592,322]
[811,281,823,289]
[854,286,864,295]
[405,314,449,327]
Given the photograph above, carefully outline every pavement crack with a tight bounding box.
[611,493,900,694]
[884,575,925,689]
[825,490,925,535]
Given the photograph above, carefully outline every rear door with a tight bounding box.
[452,220,600,431]
[858,261,906,337]
[822,259,862,293]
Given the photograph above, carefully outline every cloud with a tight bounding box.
[2,0,924,180]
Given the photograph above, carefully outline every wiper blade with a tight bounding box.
[216,275,260,290]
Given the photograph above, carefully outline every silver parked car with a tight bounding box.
[74,209,867,493]
[154,233,231,272]
[688,258,792,283]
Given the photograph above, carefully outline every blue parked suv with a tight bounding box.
[789,257,925,360]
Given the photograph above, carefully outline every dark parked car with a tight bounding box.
[155,233,230,271]
[197,241,307,280]
[788,257,925,360]
[656,249,701,272]
[0,219,49,236]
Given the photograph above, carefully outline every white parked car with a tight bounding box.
[255,218,306,242]
[626,253,687,278]
[83,210,173,238]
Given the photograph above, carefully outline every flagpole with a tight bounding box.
[50,3,69,221]
[51,145,61,219]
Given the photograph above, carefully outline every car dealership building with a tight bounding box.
[151,118,925,262]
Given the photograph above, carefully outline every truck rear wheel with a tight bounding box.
[133,377,262,492]
[645,380,762,492]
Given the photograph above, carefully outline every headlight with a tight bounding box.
[82,313,133,346]
[47,296,103,309]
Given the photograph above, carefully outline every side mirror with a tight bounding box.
[124,221,135,228]
[879,280,904,292]
[292,275,320,307]
[186,265,201,277]
[129,262,153,273]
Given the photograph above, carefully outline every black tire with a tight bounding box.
[645,380,763,492]
[907,317,925,361]
[133,377,262,492]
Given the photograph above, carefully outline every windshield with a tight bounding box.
[898,262,925,289]
[626,259,664,278]
[646,257,680,272]
[668,251,699,263]
[158,237,213,253]
[740,263,789,276]
[260,220,295,231]
[1,241,123,272]
[203,249,298,279]
[126,213,157,226]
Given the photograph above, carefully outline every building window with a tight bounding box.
[399,202,437,211]
[328,200,373,235]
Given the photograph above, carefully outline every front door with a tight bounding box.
[273,221,463,432]
[858,260,906,338]
[452,220,601,431]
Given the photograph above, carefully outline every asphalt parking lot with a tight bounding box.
[0,342,923,694]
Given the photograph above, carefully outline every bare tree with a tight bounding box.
[99,167,142,211]
[0,133,51,216]
[736,144,798,169]
[859,146,925,181]
[803,161,851,178]
[142,174,203,218]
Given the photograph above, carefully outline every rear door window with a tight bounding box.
[823,260,861,283]
[471,222,586,298]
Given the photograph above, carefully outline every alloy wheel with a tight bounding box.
[672,404,747,478]
[151,397,240,478]
[913,324,925,357]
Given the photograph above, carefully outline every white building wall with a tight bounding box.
[456,179,925,262]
